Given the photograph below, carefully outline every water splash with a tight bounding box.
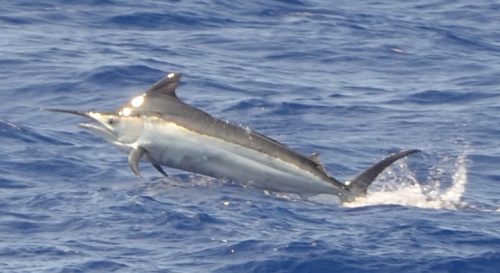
[343,154,469,210]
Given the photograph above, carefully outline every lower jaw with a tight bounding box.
[78,123,116,141]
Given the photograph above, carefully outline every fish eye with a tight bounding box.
[107,118,117,125]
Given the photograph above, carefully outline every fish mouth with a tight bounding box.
[77,122,115,140]
[44,108,117,140]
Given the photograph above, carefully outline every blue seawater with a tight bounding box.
[1,0,499,272]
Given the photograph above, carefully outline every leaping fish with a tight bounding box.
[47,72,419,202]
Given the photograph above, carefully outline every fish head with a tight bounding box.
[46,72,183,146]
[45,109,144,145]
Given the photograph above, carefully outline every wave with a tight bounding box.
[105,10,235,30]
[403,90,499,105]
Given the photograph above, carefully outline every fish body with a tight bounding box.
[47,72,418,202]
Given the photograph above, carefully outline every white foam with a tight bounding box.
[343,154,469,210]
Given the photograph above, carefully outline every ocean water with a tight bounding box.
[1,0,499,272]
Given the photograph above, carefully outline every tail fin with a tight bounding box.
[346,149,420,199]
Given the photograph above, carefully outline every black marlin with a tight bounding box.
[47,72,418,202]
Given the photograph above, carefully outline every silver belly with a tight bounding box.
[137,121,338,195]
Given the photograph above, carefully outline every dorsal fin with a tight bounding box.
[308,152,329,174]
[117,72,183,116]
[308,152,321,165]
[146,72,182,97]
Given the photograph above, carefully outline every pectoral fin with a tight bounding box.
[151,163,168,177]
[128,147,146,177]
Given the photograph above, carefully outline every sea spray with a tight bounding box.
[343,153,468,210]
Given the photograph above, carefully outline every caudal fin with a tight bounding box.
[346,149,420,199]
